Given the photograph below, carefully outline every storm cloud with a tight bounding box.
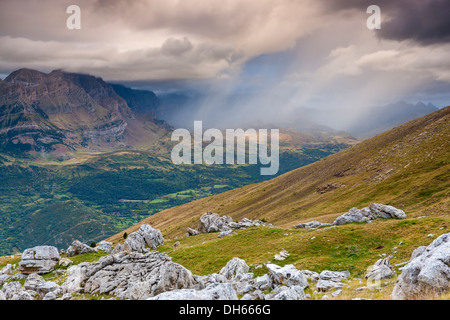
[326,0,450,45]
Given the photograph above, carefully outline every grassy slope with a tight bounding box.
[109,106,449,241]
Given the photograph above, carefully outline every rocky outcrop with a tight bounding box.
[112,224,164,253]
[189,212,268,237]
[67,240,96,257]
[0,272,61,300]
[392,233,450,300]
[96,241,113,253]
[186,227,200,237]
[316,270,350,292]
[333,203,406,225]
[62,251,197,300]
[219,257,250,280]
[294,220,332,229]
[365,258,396,281]
[18,246,60,275]
[198,212,234,233]
[267,264,309,290]
[148,283,238,300]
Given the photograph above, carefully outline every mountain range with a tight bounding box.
[0,68,171,158]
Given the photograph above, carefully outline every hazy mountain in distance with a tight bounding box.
[297,101,439,139]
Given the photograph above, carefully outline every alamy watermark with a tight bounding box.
[171,121,280,176]
[367,5,381,30]
[66,4,381,30]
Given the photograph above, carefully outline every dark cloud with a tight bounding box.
[325,0,450,45]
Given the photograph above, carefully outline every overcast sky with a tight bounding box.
[1,0,449,125]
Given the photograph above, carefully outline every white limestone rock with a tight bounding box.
[19,246,60,274]
[219,257,250,280]
[267,264,309,289]
[392,233,450,300]
[365,258,396,281]
[148,282,238,300]
[67,240,96,257]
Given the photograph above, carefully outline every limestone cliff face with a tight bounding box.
[0,69,168,155]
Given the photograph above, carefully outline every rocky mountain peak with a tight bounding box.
[0,68,168,156]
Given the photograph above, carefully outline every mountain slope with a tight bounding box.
[0,68,171,157]
[111,106,450,241]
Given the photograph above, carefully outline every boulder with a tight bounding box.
[186,227,200,237]
[115,224,164,253]
[333,203,406,225]
[265,285,306,300]
[369,203,406,219]
[19,246,60,274]
[365,258,396,281]
[23,273,45,291]
[198,212,233,233]
[392,233,450,300]
[0,264,14,275]
[316,270,350,292]
[62,251,198,300]
[316,279,345,292]
[252,274,273,291]
[218,229,233,238]
[59,258,73,267]
[0,274,11,287]
[1,281,37,300]
[148,283,238,300]
[301,270,320,282]
[333,207,373,225]
[96,241,113,253]
[267,264,309,289]
[294,220,332,229]
[219,257,250,280]
[67,240,96,257]
[196,212,266,235]
[274,250,290,261]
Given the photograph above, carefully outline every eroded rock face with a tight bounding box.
[19,246,60,274]
[392,233,450,300]
[333,203,406,225]
[62,251,197,300]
